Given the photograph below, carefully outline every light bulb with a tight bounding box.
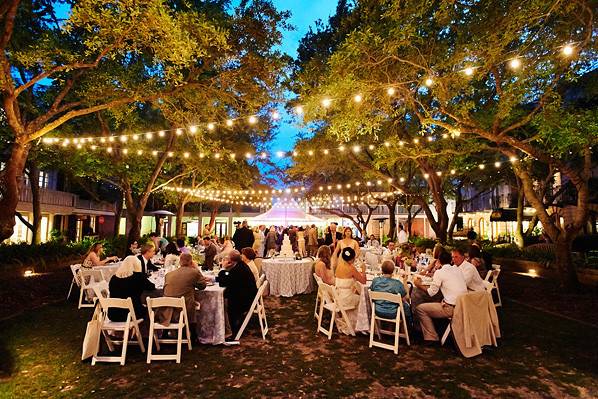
[321,98,332,108]
[226,119,234,127]
[207,123,215,131]
[562,44,574,56]
[188,126,197,134]
[387,87,396,96]
[509,58,521,69]
[248,116,257,124]
[424,78,434,87]
[295,105,304,115]
[353,94,362,103]
[271,111,280,120]
[464,67,474,76]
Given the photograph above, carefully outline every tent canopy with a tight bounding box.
[251,204,324,226]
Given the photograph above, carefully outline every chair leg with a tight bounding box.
[402,307,411,346]
[147,325,154,364]
[316,301,325,335]
[184,313,193,350]
[368,313,375,348]
[121,326,130,366]
[78,287,84,309]
[176,326,183,364]
[134,324,145,353]
[328,311,336,340]
[67,278,75,300]
[495,284,502,307]
[440,323,451,346]
[102,329,116,352]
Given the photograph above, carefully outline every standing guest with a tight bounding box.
[125,240,139,257]
[202,224,212,238]
[332,227,361,260]
[370,260,412,322]
[82,243,118,268]
[307,224,319,256]
[466,228,478,243]
[397,224,409,245]
[108,255,155,322]
[324,222,343,247]
[137,244,159,274]
[314,245,335,285]
[161,253,207,343]
[202,237,218,271]
[452,248,486,292]
[232,220,255,250]
[289,226,299,253]
[264,226,278,256]
[149,232,168,253]
[176,238,190,255]
[217,250,258,336]
[413,251,467,343]
[241,247,260,286]
[252,227,264,256]
[163,242,181,269]
[297,227,307,257]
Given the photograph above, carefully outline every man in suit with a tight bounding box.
[324,222,342,247]
[217,250,258,337]
[307,224,319,256]
[162,253,207,343]
[138,243,159,274]
[202,236,218,271]
[232,220,254,250]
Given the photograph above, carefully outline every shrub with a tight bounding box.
[409,236,436,249]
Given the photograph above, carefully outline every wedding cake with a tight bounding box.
[279,234,295,258]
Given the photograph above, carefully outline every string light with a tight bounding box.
[226,119,234,127]
[321,98,332,108]
[248,116,258,124]
[424,77,434,87]
[271,111,280,120]
[464,67,475,76]
[562,44,574,56]
[509,58,521,69]
[294,105,304,115]
[353,94,362,103]
[386,87,396,96]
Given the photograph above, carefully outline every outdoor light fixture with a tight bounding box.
[122,149,128,155]
[145,133,153,140]
[271,111,280,120]
[24,270,33,277]
[321,98,332,108]
[120,136,127,142]
[424,77,434,87]
[207,123,215,130]
[495,161,501,167]
[276,151,284,157]
[183,152,190,158]
[158,130,166,137]
[353,94,362,103]
[248,116,258,124]
[562,44,574,56]
[107,147,113,153]
[464,67,474,76]
[295,105,304,114]
[226,119,234,127]
[509,58,521,69]
[387,87,396,96]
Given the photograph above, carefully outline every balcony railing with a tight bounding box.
[75,198,115,213]
[19,185,114,213]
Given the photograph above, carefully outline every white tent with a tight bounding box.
[251,203,324,226]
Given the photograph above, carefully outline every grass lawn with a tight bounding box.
[0,285,597,398]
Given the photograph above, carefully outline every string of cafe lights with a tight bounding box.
[40,41,580,149]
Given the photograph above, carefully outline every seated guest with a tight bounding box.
[413,251,467,343]
[467,245,486,274]
[334,247,366,335]
[163,242,181,269]
[382,241,397,261]
[366,234,380,248]
[240,247,260,286]
[82,242,118,268]
[108,255,156,322]
[161,253,207,343]
[217,250,258,336]
[137,244,159,274]
[370,260,411,322]
[423,243,445,275]
[202,237,218,271]
[125,240,139,257]
[314,245,335,285]
[216,235,234,262]
[176,238,190,255]
[452,248,486,292]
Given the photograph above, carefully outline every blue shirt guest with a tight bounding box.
[370,260,412,322]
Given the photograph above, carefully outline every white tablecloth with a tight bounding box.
[92,262,121,281]
[262,258,315,297]
[147,270,228,345]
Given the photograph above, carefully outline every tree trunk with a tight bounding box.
[0,141,30,241]
[208,208,218,231]
[554,237,579,289]
[514,178,525,249]
[175,198,187,238]
[387,200,397,240]
[448,184,463,241]
[113,190,124,238]
[127,208,143,242]
[28,162,42,244]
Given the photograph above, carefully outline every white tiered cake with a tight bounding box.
[279,234,295,258]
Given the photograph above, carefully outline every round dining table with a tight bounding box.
[262,257,315,297]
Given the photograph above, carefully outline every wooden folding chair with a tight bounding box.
[92,297,145,366]
[233,280,270,342]
[368,291,410,354]
[316,282,356,339]
[146,296,192,364]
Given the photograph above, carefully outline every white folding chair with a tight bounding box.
[365,252,380,269]
[146,296,192,364]
[485,266,502,307]
[233,280,269,342]
[78,269,102,309]
[92,280,110,301]
[313,273,324,321]
[316,282,356,339]
[368,291,410,354]
[67,264,82,300]
[257,273,266,288]
[92,297,145,365]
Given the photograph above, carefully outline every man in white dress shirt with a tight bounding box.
[382,241,397,260]
[413,251,467,342]
[451,248,486,292]
[397,224,408,244]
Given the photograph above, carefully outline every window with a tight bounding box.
[38,171,49,188]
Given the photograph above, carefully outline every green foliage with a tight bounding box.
[409,236,436,249]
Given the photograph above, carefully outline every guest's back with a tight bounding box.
[108,272,155,321]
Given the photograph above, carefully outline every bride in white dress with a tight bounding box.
[334,246,367,335]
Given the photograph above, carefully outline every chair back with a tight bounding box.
[485,268,501,283]
[92,281,110,300]
[254,258,263,274]
[313,273,323,285]
[97,297,137,321]
[369,290,402,305]
[71,264,83,286]
[147,296,186,325]
[319,282,337,306]
[79,268,99,287]
[257,273,266,288]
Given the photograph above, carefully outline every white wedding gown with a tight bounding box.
[334,277,360,335]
